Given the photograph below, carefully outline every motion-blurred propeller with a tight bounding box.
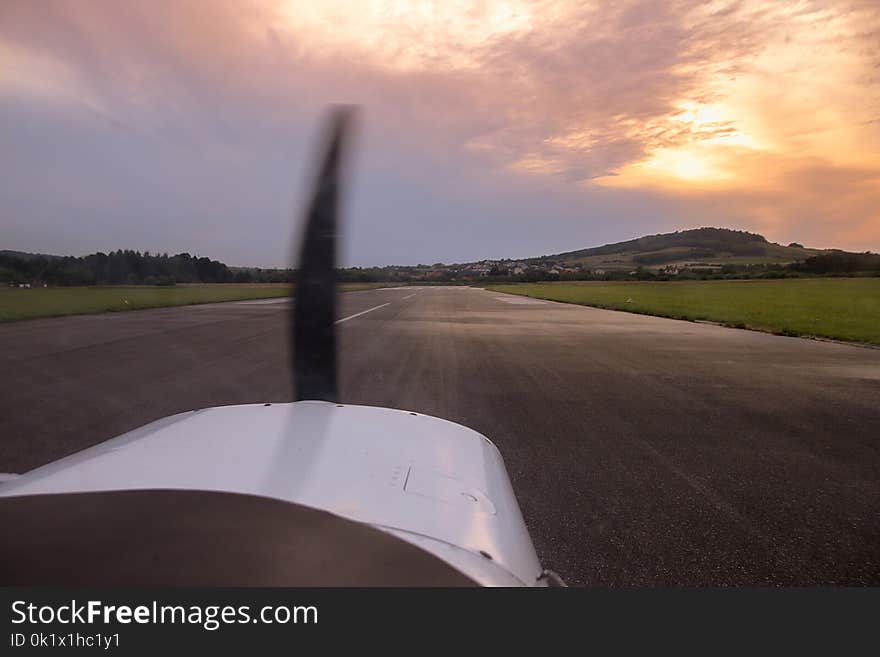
[291,107,355,402]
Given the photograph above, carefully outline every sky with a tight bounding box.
[2,1,879,267]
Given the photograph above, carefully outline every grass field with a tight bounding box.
[0,282,389,322]
[486,278,880,345]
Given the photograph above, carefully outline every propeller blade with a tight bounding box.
[291,107,355,402]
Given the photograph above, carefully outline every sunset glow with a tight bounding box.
[1,0,878,264]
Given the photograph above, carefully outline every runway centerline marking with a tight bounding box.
[402,294,416,300]
[336,302,391,324]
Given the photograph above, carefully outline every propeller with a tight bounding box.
[291,107,355,402]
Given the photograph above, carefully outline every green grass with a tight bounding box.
[0,285,291,322]
[0,282,391,322]
[486,278,880,345]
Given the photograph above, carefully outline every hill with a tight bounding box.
[522,227,826,270]
[0,249,62,261]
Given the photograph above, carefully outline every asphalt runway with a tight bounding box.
[2,286,878,585]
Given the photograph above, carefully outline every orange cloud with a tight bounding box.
[1,0,878,257]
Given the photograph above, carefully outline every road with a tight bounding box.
[1,286,878,585]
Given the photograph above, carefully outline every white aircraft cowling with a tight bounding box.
[0,401,545,587]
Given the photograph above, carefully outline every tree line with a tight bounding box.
[2,247,878,287]
[790,252,880,274]
[0,250,240,286]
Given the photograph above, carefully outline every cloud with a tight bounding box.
[1,0,878,264]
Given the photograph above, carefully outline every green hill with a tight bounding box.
[525,227,828,270]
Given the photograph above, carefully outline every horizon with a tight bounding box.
[5,224,874,271]
[2,1,879,267]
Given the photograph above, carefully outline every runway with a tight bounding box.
[2,286,878,585]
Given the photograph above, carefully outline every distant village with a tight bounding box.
[338,259,708,284]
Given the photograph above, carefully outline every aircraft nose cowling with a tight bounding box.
[0,400,545,587]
